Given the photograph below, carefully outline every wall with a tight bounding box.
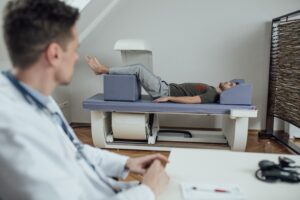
[70,0,299,130]
[0,0,299,129]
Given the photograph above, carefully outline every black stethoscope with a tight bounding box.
[2,70,120,193]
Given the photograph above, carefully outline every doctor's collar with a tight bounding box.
[19,81,50,105]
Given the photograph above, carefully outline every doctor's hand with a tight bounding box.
[142,160,170,197]
[125,153,169,175]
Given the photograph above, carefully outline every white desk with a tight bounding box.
[159,149,300,200]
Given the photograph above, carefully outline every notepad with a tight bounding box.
[181,183,245,200]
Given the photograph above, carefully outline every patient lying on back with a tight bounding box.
[85,56,237,104]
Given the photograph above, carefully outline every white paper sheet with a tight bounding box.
[181,183,245,200]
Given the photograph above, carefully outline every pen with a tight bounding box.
[192,186,230,193]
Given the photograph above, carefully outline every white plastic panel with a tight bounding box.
[114,39,151,51]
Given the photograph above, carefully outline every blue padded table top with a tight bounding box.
[83,94,256,114]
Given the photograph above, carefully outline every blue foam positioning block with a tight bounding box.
[103,74,141,101]
[220,84,253,105]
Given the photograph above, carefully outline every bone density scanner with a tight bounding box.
[83,39,257,151]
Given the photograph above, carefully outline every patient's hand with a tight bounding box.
[85,55,109,75]
[153,97,170,103]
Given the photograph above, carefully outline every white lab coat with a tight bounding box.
[0,73,155,200]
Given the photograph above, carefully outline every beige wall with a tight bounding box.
[70,0,300,130]
[1,0,299,130]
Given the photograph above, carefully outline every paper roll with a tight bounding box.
[112,113,148,140]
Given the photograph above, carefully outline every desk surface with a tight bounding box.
[159,149,300,200]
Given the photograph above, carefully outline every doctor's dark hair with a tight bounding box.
[3,0,80,69]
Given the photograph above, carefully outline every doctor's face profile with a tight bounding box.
[54,27,79,85]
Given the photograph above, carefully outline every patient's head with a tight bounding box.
[219,81,237,91]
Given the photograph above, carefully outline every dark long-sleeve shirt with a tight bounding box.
[169,83,219,103]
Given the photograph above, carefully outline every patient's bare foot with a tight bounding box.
[85,56,109,75]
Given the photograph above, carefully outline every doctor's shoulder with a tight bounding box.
[0,79,41,134]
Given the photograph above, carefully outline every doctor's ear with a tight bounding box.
[45,43,62,67]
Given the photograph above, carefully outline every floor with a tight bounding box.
[72,125,299,182]
[72,125,296,155]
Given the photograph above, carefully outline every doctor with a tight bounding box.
[0,0,169,200]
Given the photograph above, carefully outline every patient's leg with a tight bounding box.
[109,64,169,98]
